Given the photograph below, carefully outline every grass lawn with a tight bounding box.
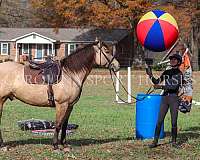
[0,70,200,159]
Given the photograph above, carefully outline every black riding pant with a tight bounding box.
[155,95,179,138]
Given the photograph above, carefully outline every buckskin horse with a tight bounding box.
[0,40,120,150]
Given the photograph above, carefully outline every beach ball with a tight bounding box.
[136,9,179,52]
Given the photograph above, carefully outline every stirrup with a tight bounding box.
[48,95,55,107]
[48,95,54,101]
[48,100,55,107]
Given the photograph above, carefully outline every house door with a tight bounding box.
[36,44,43,60]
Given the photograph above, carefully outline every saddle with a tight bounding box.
[24,58,62,107]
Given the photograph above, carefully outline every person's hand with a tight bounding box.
[153,84,163,89]
[145,66,153,77]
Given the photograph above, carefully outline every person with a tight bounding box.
[178,44,191,73]
[146,53,184,148]
[178,44,193,113]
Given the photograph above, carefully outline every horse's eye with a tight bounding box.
[104,48,109,52]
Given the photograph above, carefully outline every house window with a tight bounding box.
[1,43,8,55]
[22,44,29,55]
[35,44,43,61]
[43,44,53,56]
[68,43,77,55]
[48,44,52,55]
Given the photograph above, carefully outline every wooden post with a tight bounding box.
[15,42,19,62]
[115,71,120,102]
[191,21,199,71]
[127,66,132,103]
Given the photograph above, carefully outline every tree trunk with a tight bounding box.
[191,13,200,71]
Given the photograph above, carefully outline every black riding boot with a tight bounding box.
[171,127,179,148]
[149,125,160,148]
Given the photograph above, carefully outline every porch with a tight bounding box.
[12,32,56,62]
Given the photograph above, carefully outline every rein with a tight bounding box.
[95,41,155,104]
[109,68,155,104]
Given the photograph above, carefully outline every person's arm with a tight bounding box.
[146,66,165,89]
[149,71,165,84]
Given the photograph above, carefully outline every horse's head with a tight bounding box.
[93,40,120,72]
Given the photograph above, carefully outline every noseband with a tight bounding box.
[96,42,115,69]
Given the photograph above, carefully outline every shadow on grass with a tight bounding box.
[5,127,200,147]
[4,137,134,147]
[151,127,200,146]
[177,126,200,145]
[68,137,133,146]
[5,138,52,147]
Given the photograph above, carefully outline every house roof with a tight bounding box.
[0,28,130,43]
[11,32,56,42]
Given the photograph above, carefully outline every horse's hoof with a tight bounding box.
[0,146,9,152]
[63,147,71,153]
[53,148,63,154]
[53,144,59,151]
[62,143,70,148]
[0,143,4,148]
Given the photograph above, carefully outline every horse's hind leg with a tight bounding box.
[60,105,73,146]
[53,102,69,150]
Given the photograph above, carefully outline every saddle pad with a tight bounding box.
[32,129,74,136]
[17,119,55,131]
[24,65,44,84]
[17,119,79,131]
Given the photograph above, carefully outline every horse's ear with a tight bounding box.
[95,37,99,42]
[94,37,101,46]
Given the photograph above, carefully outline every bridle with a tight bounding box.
[95,41,116,70]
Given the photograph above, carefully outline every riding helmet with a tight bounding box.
[169,53,182,64]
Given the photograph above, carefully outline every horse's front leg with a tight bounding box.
[0,99,6,147]
[0,107,3,147]
[60,105,73,146]
[53,103,68,150]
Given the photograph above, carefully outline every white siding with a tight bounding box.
[17,34,53,44]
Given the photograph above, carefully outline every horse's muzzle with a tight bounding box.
[109,63,120,72]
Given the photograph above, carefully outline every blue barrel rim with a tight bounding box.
[137,93,161,96]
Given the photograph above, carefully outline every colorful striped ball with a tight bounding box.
[136,9,179,52]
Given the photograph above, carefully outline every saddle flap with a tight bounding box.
[24,61,62,85]
[24,65,44,84]
[43,63,62,84]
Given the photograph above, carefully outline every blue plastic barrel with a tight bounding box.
[136,93,165,139]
